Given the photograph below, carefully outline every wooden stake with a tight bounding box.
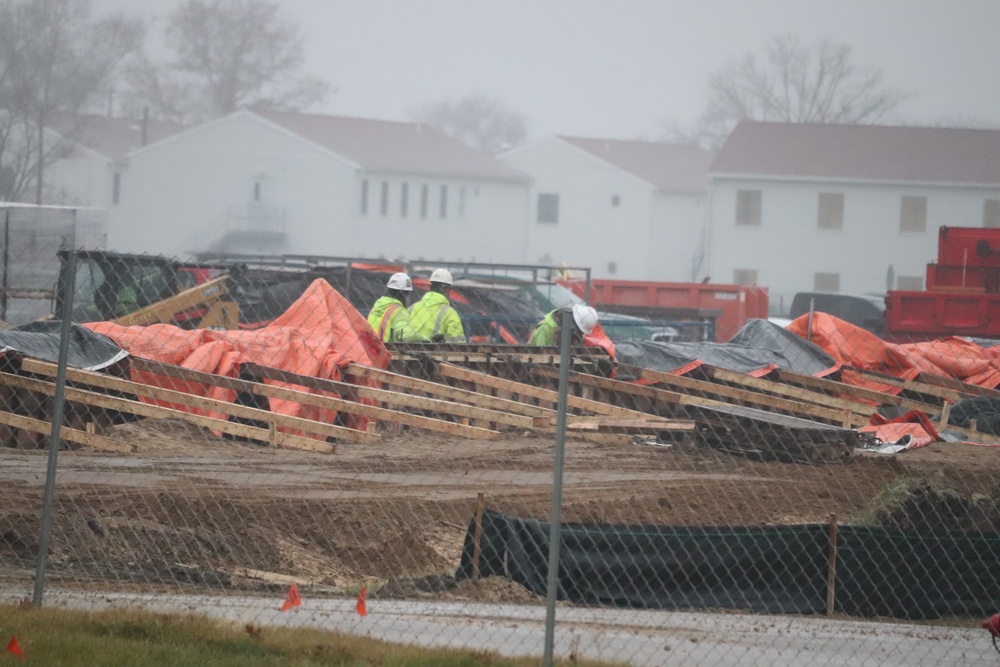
[826,512,838,616]
[472,492,485,581]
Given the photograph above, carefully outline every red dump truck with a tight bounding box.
[884,227,1000,342]
[559,278,769,342]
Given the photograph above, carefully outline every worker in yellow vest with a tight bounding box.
[367,272,428,342]
[409,268,465,343]
[529,304,599,346]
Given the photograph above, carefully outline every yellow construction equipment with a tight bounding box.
[112,275,239,329]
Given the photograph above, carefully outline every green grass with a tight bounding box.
[0,605,622,667]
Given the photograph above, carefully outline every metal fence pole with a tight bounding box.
[542,309,573,667]
[32,251,77,607]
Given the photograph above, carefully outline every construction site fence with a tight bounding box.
[0,246,997,666]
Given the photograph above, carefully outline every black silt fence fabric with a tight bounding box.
[457,510,828,614]
[457,510,1000,619]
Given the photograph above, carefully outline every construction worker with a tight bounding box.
[409,268,465,343]
[367,272,428,342]
[529,303,599,346]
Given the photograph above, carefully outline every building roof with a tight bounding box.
[256,110,529,182]
[711,121,1000,186]
[557,136,715,193]
[52,114,186,161]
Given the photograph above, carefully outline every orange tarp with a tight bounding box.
[85,279,390,433]
[787,312,1000,392]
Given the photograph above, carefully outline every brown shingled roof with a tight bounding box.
[558,136,715,193]
[256,110,528,182]
[51,114,186,160]
[711,121,1000,186]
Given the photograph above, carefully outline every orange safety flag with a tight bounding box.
[280,583,301,612]
[7,636,24,660]
[356,586,367,617]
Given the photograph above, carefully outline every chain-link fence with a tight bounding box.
[1,246,998,665]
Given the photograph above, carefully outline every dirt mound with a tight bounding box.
[868,481,1000,532]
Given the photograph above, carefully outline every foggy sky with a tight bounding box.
[98,0,1000,141]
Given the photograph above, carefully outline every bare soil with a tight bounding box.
[3,419,1000,604]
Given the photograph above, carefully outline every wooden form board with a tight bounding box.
[0,370,335,453]
[773,369,941,414]
[21,358,373,445]
[0,409,135,453]
[701,366,877,416]
[241,362,529,431]
[129,357,500,441]
[845,366,964,403]
[914,372,1000,399]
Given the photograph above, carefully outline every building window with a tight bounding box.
[986,199,1000,228]
[607,261,617,274]
[253,181,261,202]
[360,180,369,215]
[817,192,844,229]
[440,185,448,219]
[735,189,762,226]
[112,173,121,205]
[814,272,840,292]
[459,186,466,217]
[380,181,389,216]
[733,268,758,286]
[900,195,927,232]
[611,195,620,207]
[537,193,559,223]
[400,183,409,217]
[420,184,429,218]
[896,275,924,291]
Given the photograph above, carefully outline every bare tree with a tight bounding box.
[126,0,331,123]
[668,35,909,148]
[0,0,142,202]
[413,93,528,154]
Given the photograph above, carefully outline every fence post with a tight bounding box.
[472,492,485,581]
[543,309,573,667]
[826,512,839,616]
[32,251,76,607]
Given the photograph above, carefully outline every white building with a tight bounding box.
[707,121,1000,314]
[108,110,531,262]
[499,136,715,281]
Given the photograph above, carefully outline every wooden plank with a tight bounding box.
[436,361,649,418]
[242,362,531,430]
[625,364,870,427]
[565,418,696,433]
[0,371,334,453]
[344,363,554,418]
[915,372,1000,398]
[703,366,876,416]
[774,369,940,413]
[845,367,963,403]
[0,409,135,453]
[20,358,372,445]
[130,357,499,441]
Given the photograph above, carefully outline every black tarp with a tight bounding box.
[0,321,127,370]
[614,318,837,377]
[457,510,1000,619]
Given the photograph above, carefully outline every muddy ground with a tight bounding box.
[2,419,1000,604]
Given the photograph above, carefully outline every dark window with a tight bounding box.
[459,186,466,217]
[736,190,761,226]
[440,185,448,219]
[380,181,389,216]
[611,195,620,207]
[112,173,121,205]
[537,193,559,223]
[607,261,617,274]
[420,185,429,218]
[900,195,926,232]
[985,199,1000,228]
[254,181,261,202]
[400,183,409,217]
[360,180,369,215]
[817,192,844,229]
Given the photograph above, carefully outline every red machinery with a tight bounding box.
[885,227,1000,341]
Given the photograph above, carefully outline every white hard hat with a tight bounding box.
[386,272,413,291]
[572,304,599,335]
[429,268,454,285]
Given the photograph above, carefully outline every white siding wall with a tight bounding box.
[501,139,704,280]
[708,177,1000,313]
[43,148,113,208]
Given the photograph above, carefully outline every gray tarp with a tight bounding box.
[0,321,128,370]
[614,318,837,377]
